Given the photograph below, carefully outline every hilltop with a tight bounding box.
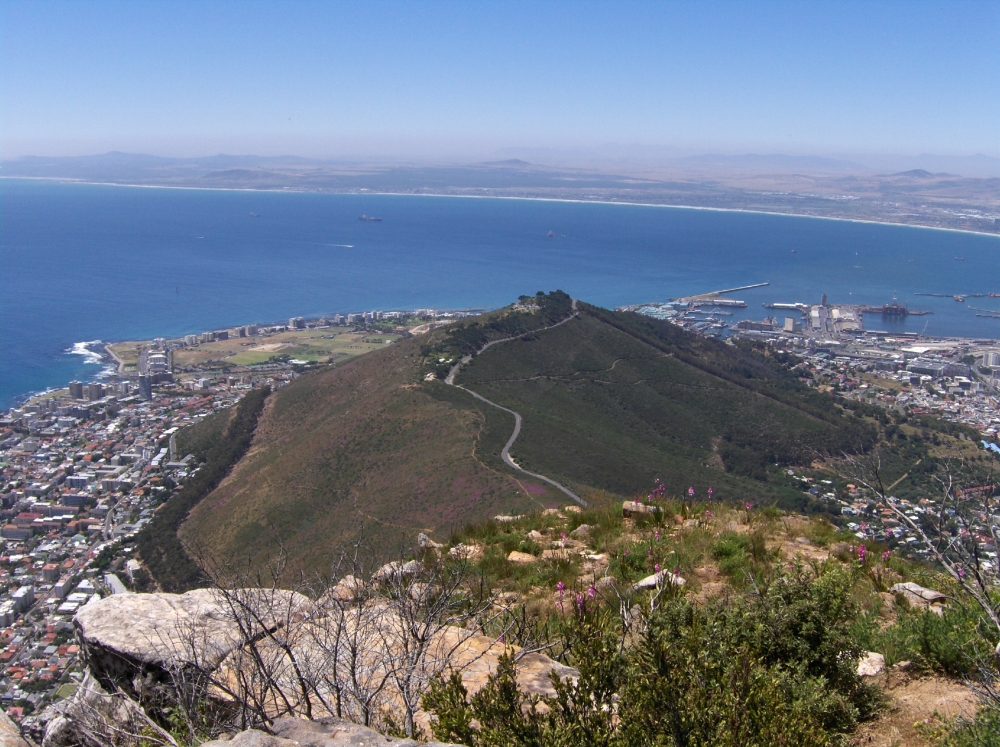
[176,293,875,576]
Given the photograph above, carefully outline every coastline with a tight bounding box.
[3,175,999,240]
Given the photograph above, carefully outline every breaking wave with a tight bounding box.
[66,340,104,365]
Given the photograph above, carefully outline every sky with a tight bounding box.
[1,0,998,160]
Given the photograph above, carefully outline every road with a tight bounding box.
[444,300,587,507]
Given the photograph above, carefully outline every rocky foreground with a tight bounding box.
[16,585,573,747]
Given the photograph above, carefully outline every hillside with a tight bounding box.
[179,294,873,575]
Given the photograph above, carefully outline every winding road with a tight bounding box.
[444,300,587,507]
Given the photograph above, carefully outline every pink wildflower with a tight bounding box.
[882,550,891,562]
[588,584,597,599]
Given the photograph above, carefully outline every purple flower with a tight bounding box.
[857,545,866,562]
[745,502,753,511]
[588,584,597,599]
[624,549,630,556]
[957,566,967,580]
[557,581,565,593]
[882,550,891,562]
[576,593,584,613]
[655,530,661,541]
[654,563,661,573]
[705,509,714,518]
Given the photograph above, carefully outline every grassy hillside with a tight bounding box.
[180,337,543,575]
[180,294,875,576]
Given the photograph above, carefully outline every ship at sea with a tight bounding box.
[861,293,931,317]
[359,215,383,222]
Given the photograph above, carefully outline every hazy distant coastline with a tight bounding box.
[3,151,999,236]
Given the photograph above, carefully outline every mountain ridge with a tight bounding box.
[176,295,871,576]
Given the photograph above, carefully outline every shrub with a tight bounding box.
[424,566,879,746]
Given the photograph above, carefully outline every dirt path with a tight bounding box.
[445,300,587,507]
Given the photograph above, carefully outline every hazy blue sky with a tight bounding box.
[1,0,997,159]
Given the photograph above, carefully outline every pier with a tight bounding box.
[674,282,769,303]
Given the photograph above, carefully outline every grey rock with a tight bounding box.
[570,524,592,537]
[372,560,423,584]
[273,716,462,746]
[890,582,947,605]
[74,589,311,699]
[622,501,659,519]
[0,707,31,747]
[631,570,686,592]
[857,651,885,677]
[417,533,442,550]
[199,730,297,747]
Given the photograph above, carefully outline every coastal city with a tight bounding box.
[0,307,479,729]
[0,298,998,729]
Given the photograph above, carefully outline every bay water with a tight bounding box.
[1,178,998,409]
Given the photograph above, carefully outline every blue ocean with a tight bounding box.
[1,178,998,409]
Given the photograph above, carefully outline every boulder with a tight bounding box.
[541,548,571,560]
[201,717,462,746]
[447,543,483,561]
[570,524,592,537]
[564,506,582,514]
[507,551,538,564]
[541,509,565,518]
[890,582,947,606]
[631,570,686,592]
[74,589,311,699]
[417,533,443,550]
[494,515,524,523]
[857,651,886,677]
[200,731,295,747]
[622,501,659,519]
[372,560,423,584]
[526,530,545,541]
[323,574,365,603]
[0,708,30,747]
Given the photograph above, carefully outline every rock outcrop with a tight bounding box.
[74,588,311,698]
[890,582,947,606]
[66,588,576,745]
[622,501,659,519]
[201,717,461,746]
[631,569,686,591]
[857,651,886,677]
[0,708,31,747]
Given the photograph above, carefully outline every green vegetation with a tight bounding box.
[176,293,984,580]
[419,501,998,747]
[137,386,269,591]
[425,564,879,746]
